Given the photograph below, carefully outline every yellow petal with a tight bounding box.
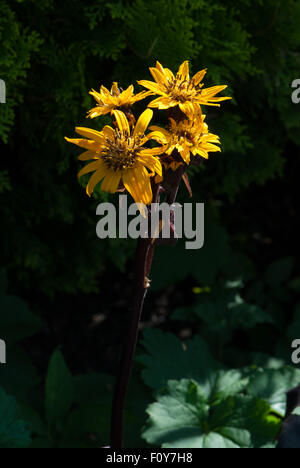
[164,68,175,81]
[75,127,105,143]
[139,146,166,156]
[78,151,99,161]
[177,61,189,81]
[202,96,232,103]
[123,165,153,206]
[133,109,153,137]
[86,164,108,196]
[149,67,166,84]
[155,61,165,75]
[100,85,111,97]
[101,125,116,140]
[156,62,175,81]
[89,89,103,103]
[137,80,164,95]
[113,110,130,135]
[148,96,176,109]
[192,69,207,85]
[120,84,134,102]
[179,147,190,164]
[137,154,162,176]
[179,101,195,116]
[133,90,152,102]
[147,128,170,144]
[87,106,108,119]
[111,82,119,95]
[197,148,209,159]
[78,160,104,178]
[101,171,121,193]
[64,137,99,152]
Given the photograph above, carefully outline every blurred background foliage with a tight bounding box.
[1,0,300,448]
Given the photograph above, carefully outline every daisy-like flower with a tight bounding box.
[65,109,163,211]
[149,110,221,165]
[87,82,151,119]
[138,61,231,115]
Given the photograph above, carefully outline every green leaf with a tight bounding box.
[151,213,230,290]
[0,294,42,342]
[0,387,31,448]
[45,350,74,427]
[210,394,281,448]
[71,367,152,448]
[143,379,281,448]
[265,257,295,286]
[142,379,252,448]
[172,281,272,344]
[137,328,220,390]
[17,404,46,437]
[0,345,40,402]
[64,402,110,447]
[247,367,300,415]
[73,372,114,405]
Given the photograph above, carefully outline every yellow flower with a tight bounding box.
[87,82,151,119]
[65,109,163,210]
[138,61,231,115]
[149,110,221,165]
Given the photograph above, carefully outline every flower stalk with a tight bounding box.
[65,59,230,448]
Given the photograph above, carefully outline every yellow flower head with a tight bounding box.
[87,82,151,119]
[65,109,163,210]
[138,61,231,116]
[149,109,221,165]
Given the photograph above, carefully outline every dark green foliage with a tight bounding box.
[1,0,300,294]
[0,0,300,448]
[0,387,32,448]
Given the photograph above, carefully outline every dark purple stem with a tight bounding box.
[109,184,160,449]
[109,236,150,448]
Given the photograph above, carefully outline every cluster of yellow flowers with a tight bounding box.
[65,61,230,207]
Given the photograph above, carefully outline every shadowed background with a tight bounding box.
[0,0,300,448]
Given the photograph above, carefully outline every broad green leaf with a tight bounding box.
[0,345,40,402]
[45,349,74,427]
[265,257,295,286]
[142,380,252,448]
[0,294,41,342]
[247,367,300,415]
[64,402,110,445]
[137,328,220,390]
[73,372,114,404]
[138,328,249,404]
[208,369,249,406]
[143,379,281,448]
[17,404,46,438]
[210,394,281,448]
[172,281,272,343]
[71,367,151,448]
[151,213,230,290]
[0,387,31,448]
